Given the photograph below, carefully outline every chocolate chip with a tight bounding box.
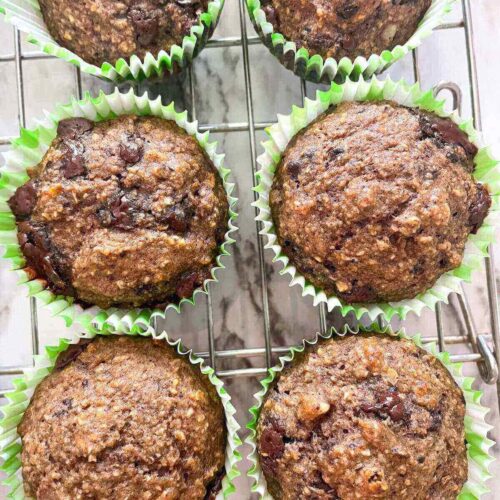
[54,339,93,370]
[8,180,37,219]
[469,183,491,234]
[340,284,376,303]
[287,160,301,180]
[327,146,345,161]
[259,428,284,459]
[175,270,202,299]
[420,115,478,160]
[61,143,86,178]
[417,455,425,464]
[341,34,356,51]
[164,205,189,232]
[325,261,336,273]
[57,118,93,140]
[110,196,133,229]
[128,7,159,46]
[360,387,407,422]
[336,1,359,19]
[203,468,225,500]
[119,139,144,164]
[428,409,442,431]
[62,398,73,409]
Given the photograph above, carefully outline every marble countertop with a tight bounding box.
[1,0,499,498]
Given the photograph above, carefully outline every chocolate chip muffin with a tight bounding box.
[259,0,432,60]
[256,334,468,499]
[269,101,490,303]
[9,115,229,309]
[38,0,211,66]
[18,336,227,499]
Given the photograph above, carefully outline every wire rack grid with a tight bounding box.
[0,2,499,494]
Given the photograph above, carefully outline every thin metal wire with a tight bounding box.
[238,0,272,368]
[0,2,498,393]
[188,66,217,370]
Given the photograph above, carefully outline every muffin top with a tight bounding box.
[38,0,210,66]
[259,0,432,60]
[18,336,227,499]
[256,334,468,500]
[269,101,490,303]
[9,115,229,309]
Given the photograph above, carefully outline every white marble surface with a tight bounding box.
[1,0,500,498]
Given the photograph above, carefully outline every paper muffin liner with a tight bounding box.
[245,324,496,499]
[0,329,242,499]
[0,0,223,82]
[246,0,455,83]
[0,87,238,334]
[253,76,500,322]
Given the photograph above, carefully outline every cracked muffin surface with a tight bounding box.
[18,336,227,500]
[38,0,211,66]
[256,334,468,500]
[8,115,229,309]
[259,0,432,60]
[269,101,490,303]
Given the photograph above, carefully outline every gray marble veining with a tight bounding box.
[1,0,500,498]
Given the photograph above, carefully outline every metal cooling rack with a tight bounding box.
[0,0,499,418]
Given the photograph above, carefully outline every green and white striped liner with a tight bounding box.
[0,88,238,334]
[246,324,495,499]
[253,76,500,322]
[246,0,455,83]
[0,0,223,81]
[0,329,242,499]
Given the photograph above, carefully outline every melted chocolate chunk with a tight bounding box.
[54,339,94,370]
[428,409,442,431]
[336,1,359,19]
[8,180,37,219]
[339,283,376,303]
[259,427,285,459]
[287,160,301,180]
[175,270,203,298]
[360,387,407,422]
[61,142,86,178]
[128,7,159,47]
[164,204,190,232]
[327,146,345,161]
[57,118,93,140]
[469,183,491,234]
[110,196,133,229]
[203,468,225,500]
[119,139,144,164]
[420,115,478,160]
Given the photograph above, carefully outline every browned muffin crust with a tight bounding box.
[38,0,210,66]
[257,334,468,500]
[269,101,490,303]
[18,336,227,499]
[260,0,432,60]
[8,116,229,309]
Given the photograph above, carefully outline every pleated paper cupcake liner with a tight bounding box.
[0,329,242,499]
[245,324,496,499]
[0,0,223,81]
[253,76,500,322]
[0,88,238,334]
[246,0,455,83]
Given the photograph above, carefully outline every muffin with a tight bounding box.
[8,115,229,309]
[269,101,490,303]
[18,336,227,499]
[38,0,212,66]
[256,334,468,499]
[259,0,432,60]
